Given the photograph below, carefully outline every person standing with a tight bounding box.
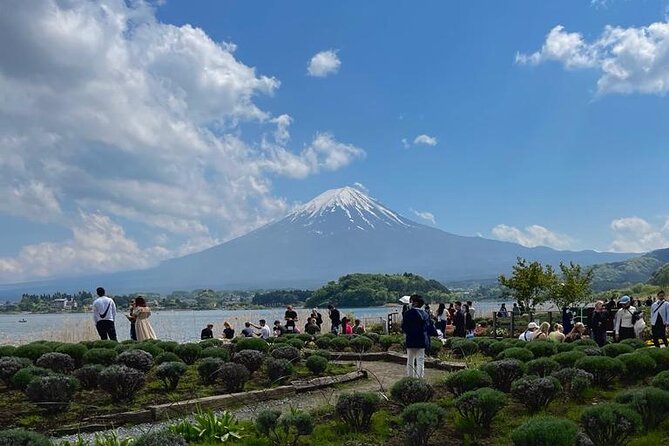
[436,303,447,332]
[201,324,214,340]
[463,303,475,337]
[447,303,456,325]
[466,301,476,320]
[133,297,157,341]
[401,294,435,378]
[497,303,508,318]
[651,290,669,348]
[614,296,636,341]
[453,301,466,338]
[328,305,341,334]
[591,301,608,347]
[125,298,137,341]
[92,287,117,341]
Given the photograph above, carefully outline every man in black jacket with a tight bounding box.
[453,301,466,338]
[328,304,341,334]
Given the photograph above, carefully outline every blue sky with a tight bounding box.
[1,0,668,282]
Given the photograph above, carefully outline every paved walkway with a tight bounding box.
[54,360,445,442]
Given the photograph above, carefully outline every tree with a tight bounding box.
[498,258,557,310]
[550,262,593,309]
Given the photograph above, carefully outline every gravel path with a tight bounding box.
[54,360,445,442]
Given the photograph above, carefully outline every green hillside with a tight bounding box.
[590,248,669,290]
[305,272,450,307]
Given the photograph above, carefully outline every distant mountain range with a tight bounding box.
[0,187,636,298]
[590,248,669,291]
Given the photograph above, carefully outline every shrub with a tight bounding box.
[329,337,350,351]
[217,363,250,393]
[511,376,562,412]
[637,348,669,371]
[83,348,117,366]
[601,343,634,358]
[619,338,646,350]
[572,339,598,348]
[379,335,401,350]
[580,403,641,446]
[616,353,656,382]
[235,337,268,353]
[652,370,669,391]
[511,416,579,446]
[455,387,506,430]
[480,359,525,393]
[13,343,53,362]
[575,347,602,357]
[335,392,380,432]
[154,352,182,365]
[296,333,314,343]
[0,357,32,386]
[255,408,313,446]
[270,345,300,362]
[473,338,499,357]
[310,350,331,360]
[199,338,225,349]
[574,356,624,388]
[390,377,434,406]
[443,369,493,397]
[98,365,145,402]
[286,338,305,350]
[265,358,294,384]
[305,355,328,375]
[129,342,163,358]
[153,361,187,391]
[11,367,51,390]
[526,358,560,378]
[135,430,187,446]
[116,349,153,373]
[551,350,586,369]
[0,429,51,446]
[25,375,78,413]
[314,337,331,349]
[0,346,16,357]
[524,341,557,358]
[91,340,118,350]
[615,387,669,430]
[556,343,575,353]
[350,336,373,353]
[232,349,264,374]
[55,344,88,366]
[551,368,593,401]
[363,332,380,343]
[497,347,534,362]
[174,343,202,365]
[115,344,131,354]
[198,347,230,361]
[34,352,75,374]
[400,402,446,446]
[73,365,102,390]
[197,358,224,385]
[450,339,478,357]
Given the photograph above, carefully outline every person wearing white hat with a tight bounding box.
[614,295,637,341]
[519,322,539,342]
[399,295,411,314]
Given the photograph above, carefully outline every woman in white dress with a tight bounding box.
[133,296,157,341]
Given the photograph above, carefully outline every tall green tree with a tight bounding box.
[550,262,594,309]
[498,258,557,310]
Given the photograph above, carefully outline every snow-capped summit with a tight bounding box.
[288,186,413,232]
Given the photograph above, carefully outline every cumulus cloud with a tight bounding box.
[411,209,437,226]
[0,0,364,282]
[609,217,669,252]
[307,50,341,77]
[413,134,438,146]
[492,224,573,249]
[517,22,669,94]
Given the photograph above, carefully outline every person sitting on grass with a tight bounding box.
[200,323,214,340]
[222,321,234,340]
[548,323,566,343]
[532,322,550,341]
[352,319,365,334]
[341,317,353,335]
[304,318,321,335]
[249,320,271,339]
[565,322,586,343]
[273,320,286,337]
[519,322,539,341]
[241,322,254,337]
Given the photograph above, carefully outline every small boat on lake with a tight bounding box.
[18,319,27,323]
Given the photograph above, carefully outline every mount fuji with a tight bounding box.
[1,187,633,295]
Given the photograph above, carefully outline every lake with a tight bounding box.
[0,301,508,345]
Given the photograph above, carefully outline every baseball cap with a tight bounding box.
[527,322,539,330]
[619,295,631,305]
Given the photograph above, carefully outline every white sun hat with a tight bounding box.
[399,295,411,305]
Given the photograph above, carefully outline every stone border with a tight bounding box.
[52,370,366,436]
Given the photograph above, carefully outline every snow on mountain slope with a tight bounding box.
[287,186,414,233]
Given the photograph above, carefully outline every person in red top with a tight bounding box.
[341,317,353,334]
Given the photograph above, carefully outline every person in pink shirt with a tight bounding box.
[341,317,353,334]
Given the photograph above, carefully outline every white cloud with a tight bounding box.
[609,216,669,252]
[492,224,573,249]
[352,182,369,193]
[401,138,410,149]
[413,134,438,146]
[411,209,437,226]
[307,50,341,77]
[516,22,669,94]
[0,0,364,283]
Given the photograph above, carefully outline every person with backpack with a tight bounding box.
[614,295,637,341]
[401,294,437,378]
[651,290,669,348]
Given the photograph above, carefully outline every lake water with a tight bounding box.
[0,302,508,345]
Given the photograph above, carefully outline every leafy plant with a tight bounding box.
[443,369,493,397]
[98,365,145,402]
[454,387,506,430]
[0,357,32,386]
[524,341,557,358]
[550,351,586,369]
[652,370,669,391]
[615,353,656,383]
[154,352,182,365]
[497,347,534,362]
[480,359,526,393]
[234,337,268,353]
[233,350,264,374]
[615,387,669,430]
[511,416,579,446]
[0,428,51,446]
[574,356,624,388]
[390,377,434,406]
[270,345,300,362]
[305,355,328,375]
[155,361,188,391]
[93,431,135,446]
[400,402,446,446]
[498,257,557,310]
[255,408,313,446]
[83,348,118,366]
[450,339,479,357]
[526,358,560,377]
[350,336,373,353]
[198,347,230,361]
[551,367,593,401]
[13,343,53,362]
[335,392,380,432]
[265,358,294,384]
[511,376,562,412]
[170,410,245,444]
[549,261,593,309]
[580,403,641,446]
[637,347,669,371]
[11,366,51,390]
[116,349,154,373]
[329,337,350,351]
[134,430,187,446]
[25,375,78,413]
[601,343,634,358]
[55,344,88,367]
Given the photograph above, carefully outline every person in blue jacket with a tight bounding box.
[401,294,437,378]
